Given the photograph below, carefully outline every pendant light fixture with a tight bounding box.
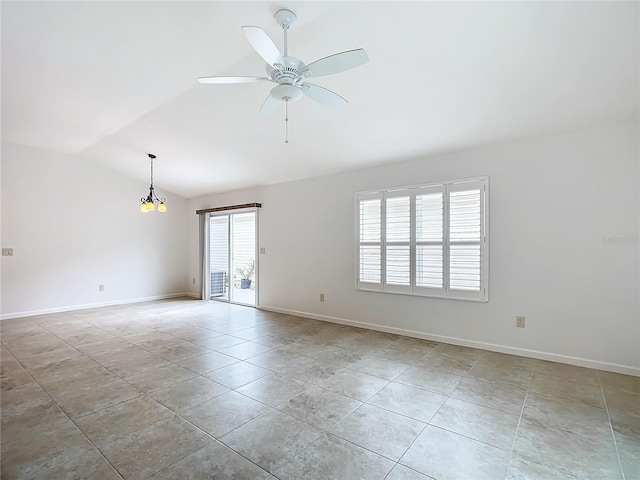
[140,153,167,212]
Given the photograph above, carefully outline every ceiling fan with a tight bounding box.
[197,9,368,141]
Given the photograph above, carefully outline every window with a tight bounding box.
[356,177,488,302]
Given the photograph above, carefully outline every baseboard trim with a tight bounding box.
[258,305,640,377]
[0,293,197,321]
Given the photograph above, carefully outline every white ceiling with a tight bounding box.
[2,1,638,198]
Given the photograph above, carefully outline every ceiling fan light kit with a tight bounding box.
[198,8,368,142]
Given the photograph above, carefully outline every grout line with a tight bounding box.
[597,369,627,480]
[504,360,538,479]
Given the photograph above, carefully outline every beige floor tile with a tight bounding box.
[74,337,132,355]
[124,363,198,392]
[400,426,510,480]
[98,351,173,378]
[12,345,85,370]
[529,373,606,408]
[27,355,103,382]
[533,360,600,384]
[431,343,486,361]
[204,361,272,389]
[1,399,69,442]
[191,334,247,350]
[375,344,431,364]
[329,403,425,461]
[450,376,527,415]
[181,390,271,437]
[154,342,213,362]
[48,377,142,418]
[245,349,305,370]
[431,398,520,450]
[1,361,37,392]
[22,446,121,480]
[522,393,611,435]
[273,433,394,480]
[101,415,213,479]
[75,395,174,446]
[177,350,238,374]
[174,326,222,342]
[308,345,366,368]
[151,440,270,479]
[477,352,536,370]
[416,351,478,375]
[1,417,98,479]
[396,366,463,395]
[276,355,344,384]
[218,340,274,360]
[277,386,362,430]
[600,371,640,394]
[236,373,309,407]
[1,382,53,421]
[469,362,533,386]
[61,328,116,346]
[148,375,229,413]
[505,455,586,480]
[318,369,390,401]
[349,355,410,380]
[513,417,622,478]
[37,361,119,391]
[220,409,323,471]
[386,464,435,480]
[613,426,640,479]
[367,381,447,423]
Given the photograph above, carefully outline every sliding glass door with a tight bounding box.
[209,211,257,306]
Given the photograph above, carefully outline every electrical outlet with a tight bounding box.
[98,285,105,292]
[516,316,525,328]
[260,247,266,254]
[320,293,325,302]
[2,248,14,256]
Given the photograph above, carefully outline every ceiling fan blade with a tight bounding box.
[259,95,281,117]
[197,76,269,84]
[303,48,369,77]
[302,83,348,109]
[241,26,284,67]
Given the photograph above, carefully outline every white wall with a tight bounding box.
[188,123,640,373]
[1,143,189,318]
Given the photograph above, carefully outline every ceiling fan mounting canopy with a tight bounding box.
[197,8,369,117]
[275,9,297,29]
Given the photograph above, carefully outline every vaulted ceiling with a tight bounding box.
[2,1,638,198]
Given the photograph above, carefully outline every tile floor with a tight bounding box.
[1,298,638,479]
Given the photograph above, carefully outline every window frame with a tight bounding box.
[355,176,489,302]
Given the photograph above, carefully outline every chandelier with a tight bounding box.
[140,153,166,212]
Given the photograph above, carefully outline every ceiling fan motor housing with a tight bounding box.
[268,56,305,101]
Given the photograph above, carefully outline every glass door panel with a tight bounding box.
[209,211,256,306]
[231,212,256,306]
[209,215,229,301]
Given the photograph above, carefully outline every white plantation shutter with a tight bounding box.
[356,177,488,301]
[416,188,444,291]
[357,195,382,288]
[385,195,411,289]
[449,188,482,292]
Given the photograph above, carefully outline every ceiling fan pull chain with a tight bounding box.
[284,99,289,143]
